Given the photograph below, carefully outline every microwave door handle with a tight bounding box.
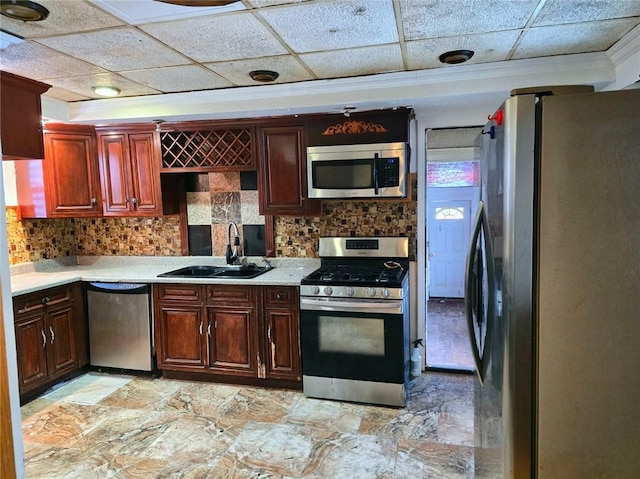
[374,153,379,194]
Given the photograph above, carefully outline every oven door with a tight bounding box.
[300,297,407,384]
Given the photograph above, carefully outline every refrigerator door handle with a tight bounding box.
[465,202,484,380]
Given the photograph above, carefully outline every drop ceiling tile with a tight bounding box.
[400,0,539,40]
[0,41,106,80]
[258,0,398,53]
[140,12,288,62]
[37,28,191,72]
[43,87,91,103]
[40,72,160,100]
[206,55,313,86]
[120,65,232,93]
[300,45,403,79]
[406,31,520,70]
[533,0,640,26]
[513,19,640,59]
[0,0,125,38]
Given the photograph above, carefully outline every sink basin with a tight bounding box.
[158,264,272,279]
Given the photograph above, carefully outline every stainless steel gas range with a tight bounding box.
[299,237,410,407]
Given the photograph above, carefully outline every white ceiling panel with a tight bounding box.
[41,72,160,99]
[400,0,539,40]
[206,55,313,86]
[300,45,404,78]
[533,0,640,26]
[406,30,522,70]
[0,0,125,38]
[140,12,288,62]
[258,0,398,53]
[36,28,192,72]
[120,65,233,93]
[0,41,107,80]
[514,19,640,59]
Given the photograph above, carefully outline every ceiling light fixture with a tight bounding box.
[154,0,236,6]
[91,86,121,97]
[249,70,279,83]
[438,49,475,65]
[0,0,49,21]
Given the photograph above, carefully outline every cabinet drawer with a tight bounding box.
[156,284,202,303]
[264,286,298,307]
[13,286,72,316]
[206,285,255,304]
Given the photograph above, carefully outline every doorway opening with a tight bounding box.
[425,159,479,371]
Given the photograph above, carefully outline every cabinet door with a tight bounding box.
[14,311,49,393]
[207,306,257,377]
[263,287,301,381]
[46,302,77,378]
[128,132,162,215]
[44,131,101,217]
[257,125,320,216]
[156,305,206,368]
[98,134,132,215]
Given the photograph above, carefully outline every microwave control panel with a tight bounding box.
[378,158,400,186]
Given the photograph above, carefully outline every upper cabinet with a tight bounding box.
[1,71,50,161]
[15,123,102,218]
[257,124,321,216]
[96,126,163,216]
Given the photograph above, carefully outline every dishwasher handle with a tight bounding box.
[86,282,150,294]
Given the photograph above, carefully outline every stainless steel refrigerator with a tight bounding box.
[466,87,640,478]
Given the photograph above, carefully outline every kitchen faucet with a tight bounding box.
[226,221,241,265]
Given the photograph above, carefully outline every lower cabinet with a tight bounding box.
[13,283,87,399]
[154,283,301,387]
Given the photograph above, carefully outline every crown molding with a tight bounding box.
[607,24,640,66]
[63,52,615,124]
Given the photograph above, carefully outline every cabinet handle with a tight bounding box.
[276,293,283,300]
[49,326,55,344]
[131,197,137,206]
[91,197,97,206]
[41,330,46,348]
[267,325,272,343]
[41,296,50,304]
[199,322,203,335]
[207,323,211,337]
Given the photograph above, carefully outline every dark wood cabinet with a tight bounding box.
[0,71,50,161]
[263,286,301,381]
[96,127,163,216]
[14,124,102,218]
[13,283,85,398]
[154,283,300,387]
[257,125,321,216]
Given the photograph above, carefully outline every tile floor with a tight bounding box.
[426,299,475,370]
[21,371,474,478]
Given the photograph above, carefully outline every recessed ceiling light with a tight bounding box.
[438,49,475,65]
[0,0,49,21]
[91,86,121,97]
[249,70,279,83]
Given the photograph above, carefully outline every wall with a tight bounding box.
[6,175,417,265]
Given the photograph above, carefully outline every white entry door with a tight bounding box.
[427,191,474,298]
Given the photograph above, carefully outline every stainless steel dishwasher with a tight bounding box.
[86,282,153,371]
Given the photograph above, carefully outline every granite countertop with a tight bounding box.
[9,256,320,296]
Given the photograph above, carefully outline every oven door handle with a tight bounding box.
[300,297,403,314]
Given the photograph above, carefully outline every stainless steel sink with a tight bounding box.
[158,264,273,279]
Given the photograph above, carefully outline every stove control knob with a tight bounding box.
[368,288,377,297]
[324,286,333,296]
[312,286,320,295]
[382,288,391,298]
[345,287,355,297]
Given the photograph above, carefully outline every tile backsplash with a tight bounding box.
[6,174,417,264]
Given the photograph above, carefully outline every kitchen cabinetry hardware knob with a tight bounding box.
[276,292,283,299]
[91,197,97,206]
[132,197,137,206]
[41,330,46,348]
[41,296,50,304]
[49,326,55,344]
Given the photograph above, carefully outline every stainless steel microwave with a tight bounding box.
[306,142,407,199]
